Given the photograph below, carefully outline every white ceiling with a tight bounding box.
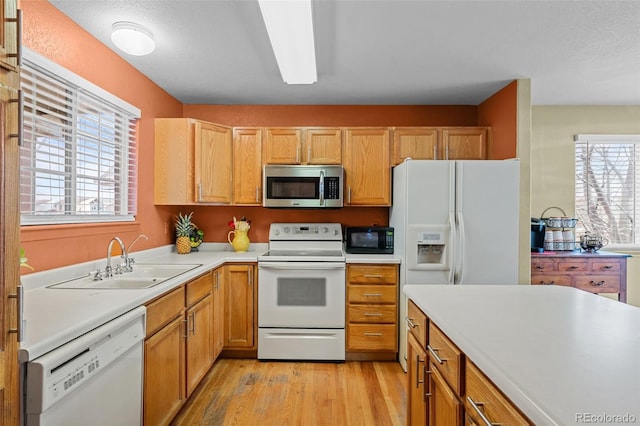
[49,0,640,106]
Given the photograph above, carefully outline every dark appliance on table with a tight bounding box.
[531,218,546,252]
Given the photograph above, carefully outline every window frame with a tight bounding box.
[20,48,141,226]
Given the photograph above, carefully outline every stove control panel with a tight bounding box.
[269,223,342,241]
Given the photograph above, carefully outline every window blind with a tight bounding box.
[575,134,640,246]
[20,49,140,225]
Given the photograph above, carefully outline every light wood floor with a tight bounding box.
[172,359,407,426]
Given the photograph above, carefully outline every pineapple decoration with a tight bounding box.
[175,212,195,254]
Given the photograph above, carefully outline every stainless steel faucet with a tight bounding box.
[124,234,149,272]
[106,237,127,277]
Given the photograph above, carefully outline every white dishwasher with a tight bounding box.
[25,306,146,426]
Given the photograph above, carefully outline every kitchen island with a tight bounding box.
[404,284,640,425]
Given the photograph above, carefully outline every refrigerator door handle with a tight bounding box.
[455,211,466,284]
[448,213,456,284]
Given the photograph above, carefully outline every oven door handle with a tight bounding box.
[258,262,345,270]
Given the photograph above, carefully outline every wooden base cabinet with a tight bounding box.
[223,264,257,353]
[212,266,225,360]
[144,272,214,426]
[346,264,398,359]
[407,299,532,426]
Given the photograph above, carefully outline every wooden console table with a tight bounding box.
[531,251,629,302]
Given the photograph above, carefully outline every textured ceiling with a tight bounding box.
[49,0,640,106]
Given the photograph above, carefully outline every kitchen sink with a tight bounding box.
[48,264,202,290]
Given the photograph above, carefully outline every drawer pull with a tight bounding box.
[601,265,613,270]
[535,265,545,269]
[364,332,383,337]
[405,316,417,328]
[427,344,447,364]
[539,281,555,285]
[363,312,383,317]
[590,280,606,287]
[364,274,383,278]
[467,397,500,426]
[567,266,579,270]
[363,293,382,297]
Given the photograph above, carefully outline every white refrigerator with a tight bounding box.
[390,159,520,370]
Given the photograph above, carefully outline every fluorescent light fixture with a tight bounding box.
[111,21,155,56]
[258,0,317,84]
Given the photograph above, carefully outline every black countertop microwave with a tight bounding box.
[345,227,394,254]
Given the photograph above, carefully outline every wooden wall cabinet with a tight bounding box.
[233,128,263,205]
[223,264,257,352]
[303,128,342,164]
[154,118,232,205]
[263,127,302,164]
[144,272,214,426]
[440,127,488,160]
[531,252,628,302]
[343,128,391,206]
[346,264,398,359]
[392,127,439,165]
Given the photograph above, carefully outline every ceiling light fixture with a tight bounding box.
[258,0,317,84]
[110,21,155,56]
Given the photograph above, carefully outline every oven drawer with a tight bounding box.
[347,285,397,304]
[347,324,397,351]
[348,304,396,323]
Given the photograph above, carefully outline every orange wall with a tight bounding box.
[477,80,518,159]
[20,0,183,273]
[19,1,516,274]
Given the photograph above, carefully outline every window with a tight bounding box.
[575,134,640,247]
[20,49,140,225]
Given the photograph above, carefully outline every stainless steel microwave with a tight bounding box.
[263,165,343,208]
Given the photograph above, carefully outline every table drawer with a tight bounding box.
[574,275,621,293]
[531,259,556,273]
[348,304,396,323]
[428,323,463,395]
[146,286,185,336]
[348,285,397,304]
[558,260,589,273]
[347,264,398,284]
[347,324,397,351]
[590,260,621,274]
[407,299,428,348]
[466,360,530,425]
[530,274,572,286]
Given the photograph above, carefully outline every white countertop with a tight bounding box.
[21,244,401,362]
[403,284,640,425]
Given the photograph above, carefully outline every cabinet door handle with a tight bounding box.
[308,145,311,163]
[405,316,417,328]
[433,145,437,160]
[427,344,447,364]
[415,354,425,388]
[467,396,499,426]
[182,319,188,338]
[5,10,21,67]
[590,280,606,287]
[256,186,260,203]
[9,90,23,145]
[424,367,432,399]
[348,187,351,204]
[197,183,203,202]
[190,311,196,335]
[296,145,300,163]
[248,266,253,287]
[8,285,24,342]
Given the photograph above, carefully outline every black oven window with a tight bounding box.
[351,232,378,248]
